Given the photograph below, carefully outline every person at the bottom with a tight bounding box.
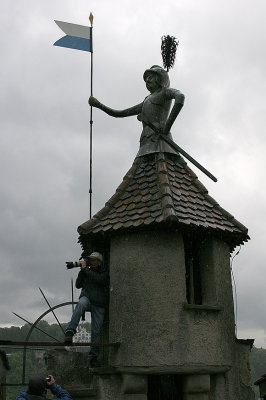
[64,252,109,368]
[15,374,72,400]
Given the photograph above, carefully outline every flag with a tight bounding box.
[54,20,92,52]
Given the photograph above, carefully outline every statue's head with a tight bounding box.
[143,65,170,89]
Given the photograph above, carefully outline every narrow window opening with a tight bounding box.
[147,374,183,400]
[184,235,202,305]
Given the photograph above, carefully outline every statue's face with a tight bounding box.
[145,73,160,93]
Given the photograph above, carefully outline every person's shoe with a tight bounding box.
[64,331,74,344]
[88,358,101,368]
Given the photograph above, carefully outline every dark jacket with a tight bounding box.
[76,266,109,307]
[16,384,72,400]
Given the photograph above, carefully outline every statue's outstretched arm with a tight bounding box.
[163,89,185,135]
[89,96,143,118]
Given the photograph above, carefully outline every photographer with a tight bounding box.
[64,252,109,368]
[15,374,72,400]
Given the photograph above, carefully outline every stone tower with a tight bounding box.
[73,150,254,399]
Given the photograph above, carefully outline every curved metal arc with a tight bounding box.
[13,312,60,342]
[22,301,77,384]
[39,287,65,335]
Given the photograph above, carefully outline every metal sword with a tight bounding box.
[142,119,218,182]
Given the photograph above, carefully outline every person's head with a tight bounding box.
[27,374,47,396]
[143,65,170,92]
[88,252,103,269]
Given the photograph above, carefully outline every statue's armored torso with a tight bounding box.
[137,88,183,157]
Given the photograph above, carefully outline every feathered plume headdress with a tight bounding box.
[161,35,179,72]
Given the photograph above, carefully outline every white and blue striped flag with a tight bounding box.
[54,20,92,52]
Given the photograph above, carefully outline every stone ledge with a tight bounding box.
[89,366,119,375]
[64,385,96,398]
[183,303,223,311]
[114,364,231,375]
[86,364,232,376]
[235,338,254,347]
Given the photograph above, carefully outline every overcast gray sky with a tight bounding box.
[0,0,265,347]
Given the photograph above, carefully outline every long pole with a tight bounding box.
[71,278,74,314]
[89,13,94,218]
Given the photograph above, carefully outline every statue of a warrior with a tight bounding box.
[89,65,185,157]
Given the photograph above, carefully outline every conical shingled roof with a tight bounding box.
[78,152,249,250]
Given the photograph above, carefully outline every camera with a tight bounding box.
[65,261,82,269]
[65,258,89,270]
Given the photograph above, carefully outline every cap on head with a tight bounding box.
[28,374,47,395]
[143,65,170,88]
[89,252,103,263]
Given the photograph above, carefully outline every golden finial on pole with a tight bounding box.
[89,12,94,27]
